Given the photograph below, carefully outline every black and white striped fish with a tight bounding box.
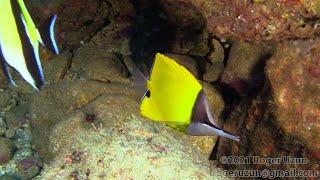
[0,0,59,89]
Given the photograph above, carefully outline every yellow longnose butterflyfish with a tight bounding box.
[140,53,240,141]
[0,0,59,89]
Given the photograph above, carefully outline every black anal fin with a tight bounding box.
[39,14,59,54]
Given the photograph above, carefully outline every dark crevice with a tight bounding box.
[83,20,94,26]
[221,40,232,67]
[209,138,220,160]
[88,79,111,84]
[75,93,103,112]
[85,0,112,40]
[59,50,75,80]
[74,1,112,43]
[114,52,130,78]
[303,17,320,25]
[130,0,178,73]
[215,82,241,121]
[87,18,111,42]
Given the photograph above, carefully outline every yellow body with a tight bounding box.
[140,53,202,130]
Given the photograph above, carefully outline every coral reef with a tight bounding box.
[0,0,320,179]
[34,96,225,179]
[26,0,135,50]
[215,39,320,173]
[203,38,225,83]
[0,91,43,179]
[221,41,275,95]
[192,0,320,41]
[267,39,320,154]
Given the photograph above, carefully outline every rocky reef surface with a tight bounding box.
[191,0,320,41]
[0,0,319,179]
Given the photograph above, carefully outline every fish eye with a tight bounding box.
[146,90,151,98]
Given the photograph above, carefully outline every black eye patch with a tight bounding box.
[146,90,151,98]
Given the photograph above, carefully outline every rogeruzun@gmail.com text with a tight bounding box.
[218,155,318,178]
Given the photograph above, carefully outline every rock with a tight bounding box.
[0,137,15,164]
[12,148,34,162]
[0,175,21,180]
[221,41,275,94]
[27,0,135,50]
[215,39,320,173]
[191,0,320,41]
[3,104,29,129]
[65,46,129,83]
[39,93,139,162]
[0,90,11,109]
[9,80,34,94]
[0,128,40,179]
[15,159,41,180]
[165,53,200,78]
[0,128,6,137]
[159,0,206,30]
[122,55,137,76]
[29,80,135,162]
[25,0,59,8]
[203,39,225,82]
[170,29,210,56]
[160,0,209,56]
[27,78,228,179]
[302,1,320,16]
[43,52,73,84]
[188,136,216,156]
[29,76,229,179]
[0,71,8,89]
[5,129,15,139]
[0,117,7,128]
[266,39,320,154]
[0,89,17,113]
[14,127,33,149]
[216,94,319,173]
[201,82,225,119]
[88,22,133,56]
[34,94,224,179]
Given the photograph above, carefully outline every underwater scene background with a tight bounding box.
[0,0,319,179]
